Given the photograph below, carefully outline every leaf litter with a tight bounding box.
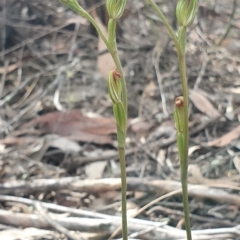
[0,0,240,239]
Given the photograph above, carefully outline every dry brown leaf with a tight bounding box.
[21,109,117,145]
[93,13,115,77]
[207,125,240,147]
[189,89,220,119]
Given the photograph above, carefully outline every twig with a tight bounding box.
[0,228,60,240]
[194,51,209,89]
[0,209,114,233]
[216,0,237,47]
[34,202,83,240]
[0,195,239,239]
[68,21,81,62]
[0,178,239,206]
[152,40,169,117]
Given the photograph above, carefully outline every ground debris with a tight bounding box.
[0,0,240,239]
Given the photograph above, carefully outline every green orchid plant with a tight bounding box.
[147,0,198,239]
[59,0,128,239]
[59,0,198,240]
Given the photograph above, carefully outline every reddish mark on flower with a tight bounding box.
[175,96,184,107]
[113,68,121,81]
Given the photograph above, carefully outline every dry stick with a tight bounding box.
[0,197,184,239]
[146,205,235,227]
[0,228,60,240]
[0,209,114,233]
[68,21,80,62]
[216,0,237,47]
[152,41,169,117]
[193,51,209,89]
[0,195,239,239]
[120,222,168,240]
[34,202,83,240]
[0,177,240,205]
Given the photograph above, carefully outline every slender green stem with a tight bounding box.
[118,142,128,240]
[80,12,111,50]
[112,53,128,240]
[147,1,192,239]
[181,164,192,240]
[60,1,128,238]
[111,52,127,119]
[108,20,127,119]
[178,48,192,240]
[108,18,128,240]
[61,0,110,50]
[178,56,188,147]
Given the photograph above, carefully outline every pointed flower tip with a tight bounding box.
[112,68,121,81]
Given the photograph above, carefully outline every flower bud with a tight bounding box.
[174,96,185,133]
[106,0,126,19]
[174,96,186,161]
[107,68,122,104]
[176,0,198,27]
